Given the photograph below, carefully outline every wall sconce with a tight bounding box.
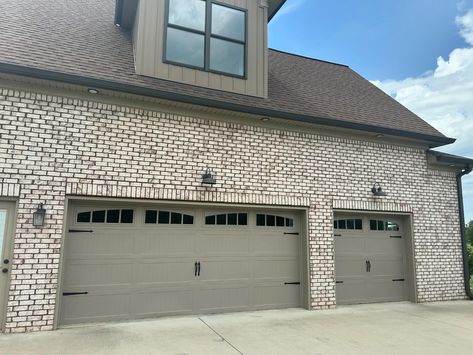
[371,182,387,197]
[202,168,216,185]
[33,203,46,227]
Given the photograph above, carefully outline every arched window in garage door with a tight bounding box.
[205,213,248,226]
[76,209,134,224]
[145,210,194,225]
[256,214,294,227]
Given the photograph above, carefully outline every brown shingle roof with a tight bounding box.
[0,0,452,145]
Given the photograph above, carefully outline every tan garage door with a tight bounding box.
[334,214,407,305]
[60,201,302,325]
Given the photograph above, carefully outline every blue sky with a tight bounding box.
[269,0,473,222]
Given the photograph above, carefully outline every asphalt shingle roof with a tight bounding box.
[0,0,449,143]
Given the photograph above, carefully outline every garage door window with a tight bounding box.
[145,210,194,225]
[256,214,294,227]
[77,209,134,224]
[369,220,400,231]
[205,213,248,226]
[334,219,363,230]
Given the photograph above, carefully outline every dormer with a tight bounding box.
[115,0,286,98]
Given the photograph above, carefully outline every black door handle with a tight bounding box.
[194,262,198,277]
[366,260,369,272]
[2,268,8,274]
[197,262,201,276]
[368,260,371,273]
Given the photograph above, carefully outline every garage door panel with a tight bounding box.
[197,286,250,312]
[198,259,250,282]
[63,261,132,287]
[335,255,366,277]
[370,257,404,277]
[66,231,133,256]
[135,231,195,255]
[253,284,300,309]
[61,294,130,325]
[364,237,404,255]
[336,278,368,305]
[366,278,405,302]
[334,236,364,254]
[253,235,299,255]
[197,235,249,255]
[254,258,299,280]
[131,290,193,317]
[133,259,196,284]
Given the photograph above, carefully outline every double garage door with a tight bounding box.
[60,201,303,325]
[334,214,410,305]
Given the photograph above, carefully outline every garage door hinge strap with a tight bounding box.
[68,229,94,233]
[336,281,344,284]
[283,232,299,235]
[284,282,300,285]
[63,292,89,296]
[392,279,405,282]
[390,235,402,239]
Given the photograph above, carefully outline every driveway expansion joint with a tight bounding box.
[199,317,243,355]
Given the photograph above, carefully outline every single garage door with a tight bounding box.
[60,201,303,325]
[334,214,408,305]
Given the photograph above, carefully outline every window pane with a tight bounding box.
[217,214,226,225]
[205,215,215,225]
[276,216,285,227]
[238,213,247,226]
[227,213,237,225]
[370,220,377,230]
[286,218,294,227]
[107,209,120,223]
[166,28,205,68]
[267,215,275,227]
[171,212,182,224]
[212,4,245,41]
[256,214,265,226]
[121,209,134,224]
[92,210,105,223]
[210,38,244,76]
[145,210,157,224]
[183,214,194,225]
[355,219,363,230]
[347,219,355,229]
[168,0,205,31]
[77,212,91,223]
[158,211,170,224]
[338,220,346,229]
[377,220,385,231]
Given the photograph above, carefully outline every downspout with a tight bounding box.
[457,164,473,299]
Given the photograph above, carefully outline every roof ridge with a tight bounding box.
[269,48,349,68]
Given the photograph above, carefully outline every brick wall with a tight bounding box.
[0,88,466,332]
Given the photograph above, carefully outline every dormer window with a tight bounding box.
[165,0,247,77]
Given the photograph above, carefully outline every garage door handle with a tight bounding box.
[366,260,372,272]
[194,262,198,277]
[284,232,299,235]
[63,292,88,296]
[69,229,94,233]
[284,282,300,285]
[197,262,201,276]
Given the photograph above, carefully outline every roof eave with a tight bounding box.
[0,62,456,148]
[268,0,288,22]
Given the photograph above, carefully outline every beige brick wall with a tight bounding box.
[0,88,466,332]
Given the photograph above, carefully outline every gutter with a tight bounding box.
[457,164,473,299]
[0,62,456,148]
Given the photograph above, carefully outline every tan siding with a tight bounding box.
[133,0,268,98]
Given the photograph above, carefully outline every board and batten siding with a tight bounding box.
[133,0,269,98]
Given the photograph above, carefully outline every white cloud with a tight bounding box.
[372,9,473,221]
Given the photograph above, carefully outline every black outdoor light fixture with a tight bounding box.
[33,203,46,227]
[371,182,387,197]
[202,168,217,185]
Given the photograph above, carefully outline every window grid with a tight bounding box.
[77,209,134,224]
[333,219,363,230]
[369,220,400,231]
[256,214,294,228]
[164,0,247,78]
[205,213,248,226]
[145,210,194,225]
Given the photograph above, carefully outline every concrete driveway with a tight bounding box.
[1,301,472,355]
